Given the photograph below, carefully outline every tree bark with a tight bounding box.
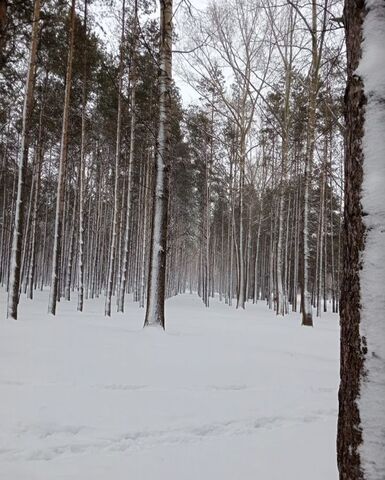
[0,0,7,69]
[77,0,88,312]
[48,0,76,315]
[338,0,385,478]
[144,0,173,329]
[105,0,125,317]
[7,0,40,319]
[118,0,138,312]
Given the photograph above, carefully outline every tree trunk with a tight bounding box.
[237,133,246,309]
[7,0,40,319]
[77,0,88,312]
[0,0,7,69]
[105,0,125,317]
[338,1,385,478]
[64,187,77,301]
[118,1,138,311]
[144,0,173,329]
[28,115,44,300]
[48,0,76,315]
[301,0,319,327]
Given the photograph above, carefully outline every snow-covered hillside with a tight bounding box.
[0,290,339,479]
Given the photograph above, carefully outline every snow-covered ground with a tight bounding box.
[0,289,339,479]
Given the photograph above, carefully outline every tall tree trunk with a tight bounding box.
[237,133,246,309]
[105,0,125,317]
[77,0,88,312]
[48,0,76,315]
[301,0,319,326]
[144,0,173,329]
[7,0,40,319]
[203,149,210,307]
[338,1,385,478]
[316,150,326,317]
[140,151,151,308]
[27,113,44,300]
[64,187,77,300]
[253,199,263,303]
[118,0,138,312]
[276,21,293,315]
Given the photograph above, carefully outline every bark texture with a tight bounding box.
[337,1,366,478]
[0,0,7,69]
[48,0,76,315]
[105,0,125,317]
[144,0,172,329]
[7,0,40,319]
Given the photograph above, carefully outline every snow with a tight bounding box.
[356,1,385,477]
[0,289,339,479]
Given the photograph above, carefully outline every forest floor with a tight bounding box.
[0,288,339,479]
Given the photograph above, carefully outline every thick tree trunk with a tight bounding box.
[144,0,173,329]
[338,1,366,476]
[338,1,385,478]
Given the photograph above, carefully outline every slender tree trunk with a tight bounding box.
[118,2,138,311]
[237,134,246,309]
[105,0,125,317]
[253,199,262,303]
[64,187,77,300]
[77,0,88,312]
[316,150,326,317]
[301,0,319,326]
[28,123,44,299]
[7,0,40,319]
[203,150,210,307]
[19,164,35,293]
[140,151,151,308]
[48,0,76,315]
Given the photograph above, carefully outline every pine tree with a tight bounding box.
[144,0,173,329]
[7,0,41,320]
